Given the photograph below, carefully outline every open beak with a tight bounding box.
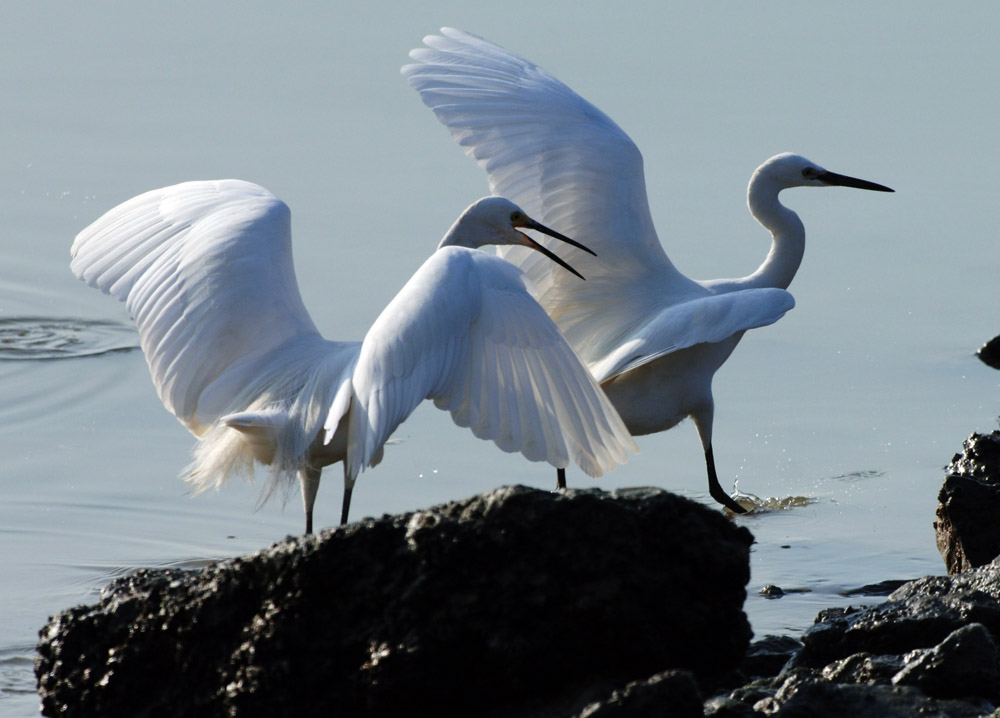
[818,171,894,193]
[517,218,597,281]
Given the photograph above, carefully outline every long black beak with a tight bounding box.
[519,218,596,281]
[818,171,894,193]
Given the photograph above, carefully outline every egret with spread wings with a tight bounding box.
[71,181,636,532]
[404,28,893,512]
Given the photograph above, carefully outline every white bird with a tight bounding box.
[403,28,893,513]
[70,181,636,532]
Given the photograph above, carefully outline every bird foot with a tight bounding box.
[710,484,748,514]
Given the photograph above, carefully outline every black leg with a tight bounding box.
[556,468,566,489]
[705,445,747,514]
[299,466,321,535]
[340,483,353,526]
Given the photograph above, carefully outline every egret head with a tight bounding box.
[756,153,894,192]
[441,196,597,279]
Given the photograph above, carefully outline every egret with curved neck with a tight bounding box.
[70,184,636,533]
[405,29,893,513]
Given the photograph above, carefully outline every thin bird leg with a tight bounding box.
[704,445,747,514]
[340,466,355,526]
[299,465,322,534]
[556,468,567,489]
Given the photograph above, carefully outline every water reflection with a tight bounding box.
[829,470,885,483]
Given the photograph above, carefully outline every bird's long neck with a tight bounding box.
[438,211,486,250]
[742,176,805,290]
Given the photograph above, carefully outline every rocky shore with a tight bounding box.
[36,485,752,717]
[936,431,1000,575]
[35,432,1000,717]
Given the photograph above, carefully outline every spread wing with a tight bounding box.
[345,246,636,479]
[590,289,795,382]
[404,28,708,362]
[71,179,321,434]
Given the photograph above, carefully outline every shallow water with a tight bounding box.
[0,317,137,361]
[3,4,999,715]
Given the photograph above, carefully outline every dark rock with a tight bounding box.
[936,474,1000,574]
[575,670,702,718]
[724,679,780,707]
[702,695,760,717]
[758,584,784,599]
[789,560,1000,671]
[935,431,1000,574]
[709,564,1000,718]
[945,431,1000,484]
[741,635,802,678]
[35,485,754,718]
[892,622,1000,702]
[977,334,1000,369]
[820,652,904,684]
[755,672,993,718]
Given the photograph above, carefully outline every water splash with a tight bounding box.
[0,316,137,360]
[727,483,817,515]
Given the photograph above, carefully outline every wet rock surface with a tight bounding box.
[708,559,1000,717]
[36,483,1000,717]
[945,431,1000,484]
[35,485,754,718]
[891,622,1000,702]
[935,431,1000,574]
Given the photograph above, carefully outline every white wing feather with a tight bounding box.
[70,179,322,434]
[590,289,795,382]
[403,29,711,359]
[404,28,670,272]
[347,247,636,479]
[405,29,795,369]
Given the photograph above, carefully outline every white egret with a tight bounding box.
[70,181,636,532]
[404,28,893,513]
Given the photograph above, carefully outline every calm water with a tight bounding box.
[3,4,998,714]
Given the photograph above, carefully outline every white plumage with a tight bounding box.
[71,181,636,531]
[404,29,893,512]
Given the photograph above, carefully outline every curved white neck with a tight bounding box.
[741,176,805,290]
[438,211,489,250]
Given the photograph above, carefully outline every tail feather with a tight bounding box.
[182,337,360,508]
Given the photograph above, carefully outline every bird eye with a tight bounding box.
[510,211,525,224]
[801,167,819,179]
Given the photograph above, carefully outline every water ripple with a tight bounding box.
[0,317,137,360]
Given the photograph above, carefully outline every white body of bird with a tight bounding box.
[71,181,636,531]
[404,29,893,512]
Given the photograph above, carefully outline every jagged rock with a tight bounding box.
[35,485,753,718]
[946,431,1000,483]
[709,564,1000,717]
[935,431,1000,574]
[741,635,802,679]
[891,622,1000,702]
[703,694,760,717]
[821,652,904,684]
[575,670,703,718]
[789,559,1000,672]
[752,671,993,718]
